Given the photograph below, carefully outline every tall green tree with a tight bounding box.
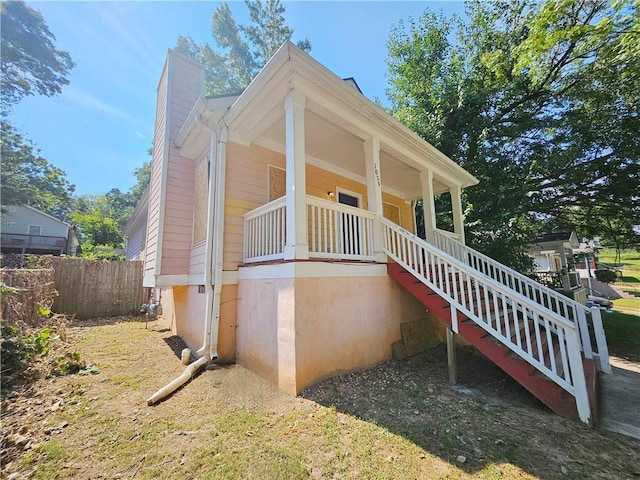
[177,0,311,95]
[386,0,640,269]
[129,160,151,204]
[0,121,75,218]
[1,0,75,219]
[1,0,74,114]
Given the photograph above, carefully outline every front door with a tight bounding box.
[338,191,361,255]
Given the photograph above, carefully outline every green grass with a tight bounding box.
[613,298,640,312]
[601,310,640,358]
[30,441,66,480]
[598,248,640,270]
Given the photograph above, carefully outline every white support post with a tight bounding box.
[364,137,386,262]
[450,185,466,245]
[420,170,437,243]
[566,328,592,424]
[559,247,570,290]
[591,306,612,373]
[284,90,309,260]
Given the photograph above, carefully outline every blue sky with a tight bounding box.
[13,1,464,196]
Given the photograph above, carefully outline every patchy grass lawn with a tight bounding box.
[599,248,640,271]
[598,248,640,313]
[2,317,639,479]
[601,310,640,362]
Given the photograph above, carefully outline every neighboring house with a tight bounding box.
[123,188,149,261]
[142,43,609,424]
[525,232,588,304]
[573,236,619,302]
[0,205,79,256]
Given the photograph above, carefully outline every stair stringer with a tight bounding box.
[388,263,597,423]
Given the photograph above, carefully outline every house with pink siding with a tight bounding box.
[143,43,610,424]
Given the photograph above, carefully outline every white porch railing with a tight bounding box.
[306,195,376,261]
[433,230,611,374]
[243,197,286,263]
[382,218,592,423]
[242,195,377,263]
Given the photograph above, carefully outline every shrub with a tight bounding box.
[595,269,618,284]
[1,325,60,393]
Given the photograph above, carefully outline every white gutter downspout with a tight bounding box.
[208,124,228,358]
[147,113,223,405]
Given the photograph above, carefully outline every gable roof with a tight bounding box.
[223,42,478,190]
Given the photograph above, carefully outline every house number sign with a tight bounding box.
[374,161,381,187]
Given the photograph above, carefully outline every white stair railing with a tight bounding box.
[433,230,611,373]
[382,218,592,424]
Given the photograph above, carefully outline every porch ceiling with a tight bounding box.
[256,108,449,199]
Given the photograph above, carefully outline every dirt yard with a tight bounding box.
[2,316,639,479]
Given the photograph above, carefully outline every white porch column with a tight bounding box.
[450,185,466,245]
[420,170,437,243]
[364,137,386,261]
[284,90,309,260]
[559,245,570,290]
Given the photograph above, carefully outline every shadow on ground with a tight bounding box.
[302,345,640,479]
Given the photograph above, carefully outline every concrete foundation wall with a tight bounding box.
[294,275,425,392]
[236,262,427,394]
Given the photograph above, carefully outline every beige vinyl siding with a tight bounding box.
[223,143,284,270]
[189,244,206,276]
[306,163,413,229]
[161,154,195,275]
[158,52,203,277]
[144,63,168,280]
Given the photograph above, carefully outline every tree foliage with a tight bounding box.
[68,160,150,258]
[69,192,132,258]
[0,121,75,218]
[386,0,640,268]
[1,1,76,222]
[129,160,151,204]
[177,0,311,95]
[0,0,75,114]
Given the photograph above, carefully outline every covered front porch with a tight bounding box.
[217,44,475,267]
[233,89,475,266]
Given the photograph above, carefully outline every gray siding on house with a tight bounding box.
[1,206,69,238]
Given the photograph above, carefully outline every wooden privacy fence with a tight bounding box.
[51,258,145,319]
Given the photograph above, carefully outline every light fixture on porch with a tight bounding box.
[327,191,335,199]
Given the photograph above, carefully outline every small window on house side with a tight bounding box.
[28,225,42,236]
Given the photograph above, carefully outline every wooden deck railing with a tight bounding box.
[1,233,66,250]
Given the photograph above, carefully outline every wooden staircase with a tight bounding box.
[388,263,598,422]
[380,217,609,425]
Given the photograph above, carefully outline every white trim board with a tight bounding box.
[238,261,388,280]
